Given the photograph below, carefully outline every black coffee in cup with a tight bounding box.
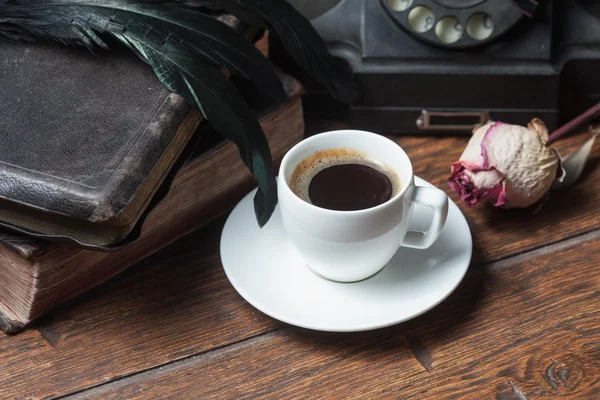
[289,148,401,211]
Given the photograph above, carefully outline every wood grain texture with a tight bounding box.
[0,122,598,399]
[0,218,279,400]
[81,234,600,400]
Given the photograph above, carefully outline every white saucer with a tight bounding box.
[220,176,472,332]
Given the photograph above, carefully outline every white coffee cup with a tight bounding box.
[278,130,449,282]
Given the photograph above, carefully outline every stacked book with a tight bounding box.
[0,28,304,333]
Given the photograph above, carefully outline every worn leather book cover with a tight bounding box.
[0,42,200,246]
[0,71,305,333]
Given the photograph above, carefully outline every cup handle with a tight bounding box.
[401,186,449,249]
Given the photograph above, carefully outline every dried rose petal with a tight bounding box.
[449,119,564,208]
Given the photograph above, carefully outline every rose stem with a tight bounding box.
[547,102,600,144]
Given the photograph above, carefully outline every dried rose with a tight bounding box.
[449,119,565,208]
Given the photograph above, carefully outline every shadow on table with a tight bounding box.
[284,264,489,362]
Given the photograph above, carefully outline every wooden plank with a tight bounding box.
[0,219,278,400]
[80,233,600,400]
[1,125,598,399]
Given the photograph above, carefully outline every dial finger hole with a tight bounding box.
[408,6,435,33]
[466,12,494,40]
[435,16,463,43]
[387,0,413,12]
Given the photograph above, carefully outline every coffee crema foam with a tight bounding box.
[289,148,401,205]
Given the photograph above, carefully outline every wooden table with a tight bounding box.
[1,124,599,399]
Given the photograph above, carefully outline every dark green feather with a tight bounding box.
[189,0,359,103]
[0,0,358,226]
[0,0,281,226]
[0,2,287,103]
[119,35,277,225]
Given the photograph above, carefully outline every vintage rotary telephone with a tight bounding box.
[288,0,600,134]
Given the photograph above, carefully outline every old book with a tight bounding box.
[0,75,305,333]
[0,14,258,248]
[0,43,201,247]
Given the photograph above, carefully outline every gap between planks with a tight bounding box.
[482,228,600,272]
[56,331,280,400]
[56,228,600,400]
